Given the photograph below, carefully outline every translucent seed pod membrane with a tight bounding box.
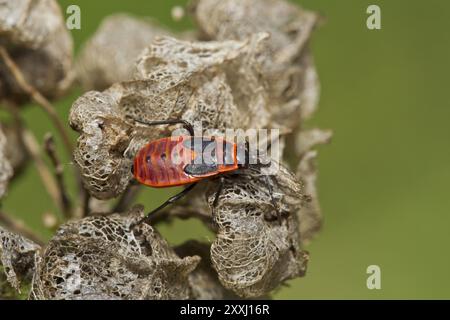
[0,0,331,299]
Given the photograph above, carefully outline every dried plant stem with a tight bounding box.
[83,192,91,217]
[0,46,73,155]
[113,184,141,213]
[0,211,45,246]
[0,46,89,219]
[21,130,63,222]
[44,133,71,219]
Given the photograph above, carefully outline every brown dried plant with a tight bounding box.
[0,0,331,299]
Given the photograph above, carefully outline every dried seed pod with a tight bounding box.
[295,128,332,243]
[0,268,19,298]
[0,125,13,199]
[70,34,270,199]
[175,240,239,300]
[207,166,309,297]
[296,150,322,243]
[31,205,200,300]
[0,225,41,291]
[191,0,320,127]
[76,14,173,91]
[0,0,74,103]
[296,128,333,158]
[134,34,271,129]
[69,91,134,199]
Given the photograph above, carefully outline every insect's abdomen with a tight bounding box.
[133,136,239,188]
[133,136,198,187]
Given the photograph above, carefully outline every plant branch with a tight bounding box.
[43,133,72,219]
[0,46,89,220]
[21,130,63,222]
[0,46,73,156]
[113,184,141,213]
[0,211,45,246]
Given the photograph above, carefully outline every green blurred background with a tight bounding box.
[2,0,450,299]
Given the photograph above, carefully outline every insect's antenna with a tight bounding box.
[125,116,194,137]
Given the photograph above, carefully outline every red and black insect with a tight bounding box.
[129,118,278,225]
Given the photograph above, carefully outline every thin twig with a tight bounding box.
[81,190,90,218]
[21,129,63,222]
[0,45,88,219]
[2,103,64,225]
[0,46,73,155]
[0,211,45,246]
[113,184,141,213]
[70,184,90,219]
[44,133,71,219]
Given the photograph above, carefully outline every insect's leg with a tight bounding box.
[211,177,225,225]
[128,117,194,137]
[264,175,282,224]
[250,134,277,169]
[133,183,197,227]
[209,177,225,229]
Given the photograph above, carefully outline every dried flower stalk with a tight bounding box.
[0,0,332,300]
[0,0,74,103]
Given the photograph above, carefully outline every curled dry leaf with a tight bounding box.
[70,34,270,199]
[207,166,309,297]
[30,205,200,300]
[0,225,41,291]
[0,0,74,103]
[191,0,320,127]
[76,14,173,91]
[0,124,13,199]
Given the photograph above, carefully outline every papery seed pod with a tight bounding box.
[134,34,271,129]
[0,125,13,199]
[30,205,200,300]
[0,225,41,291]
[76,14,173,91]
[70,34,270,199]
[175,240,239,300]
[69,91,134,199]
[191,0,320,128]
[207,166,309,297]
[295,128,332,243]
[296,128,333,158]
[296,150,322,243]
[0,0,74,104]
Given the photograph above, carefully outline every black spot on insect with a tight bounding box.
[184,163,218,176]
